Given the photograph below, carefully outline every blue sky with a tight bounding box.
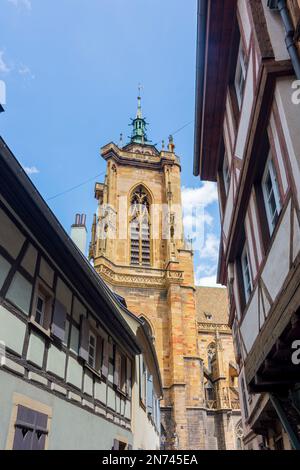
[0,0,221,286]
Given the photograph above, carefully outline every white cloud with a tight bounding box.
[194,234,221,286]
[7,0,31,10]
[183,211,213,238]
[182,182,218,245]
[23,166,39,175]
[198,275,225,288]
[202,232,219,260]
[182,182,218,210]
[0,51,10,73]
[19,65,35,79]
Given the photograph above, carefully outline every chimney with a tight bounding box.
[70,213,87,255]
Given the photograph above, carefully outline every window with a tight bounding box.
[31,280,53,332]
[205,381,215,402]
[140,356,147,406]
[204,312,212,321]
[234,40,247,109]
[241,244,252,304]
[223,155,230,195]
[88,332,97,369]
[34,293,46,326]
[235,421,244,450]
[130,186,151,266]
[241,378,249,420]
[12,405,48,450]
[262,155,282,235]
[207,343,216,373]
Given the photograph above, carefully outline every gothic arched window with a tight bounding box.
[129,186,151,266]
[205,380,215,402]
[207,342,216,373]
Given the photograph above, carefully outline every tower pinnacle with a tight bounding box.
[130,86,148,144]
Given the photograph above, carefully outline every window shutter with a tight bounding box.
[13,405,47,450]
[113,439,119,450]
[147,374,153,415]
[126,357,132,398]
[102,339,109,378]
[139,356,143,401]
[79,315,89,362]
[157,399,161,432]
[114,349,121,388]
[51,299,67,341]
[31,411,48,450]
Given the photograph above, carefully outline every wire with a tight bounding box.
[47,171,106,201]
[171,119,193,136]
[153,119,193,146]
[46,119,193,201]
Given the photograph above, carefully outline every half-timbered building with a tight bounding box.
[194,0,300,450]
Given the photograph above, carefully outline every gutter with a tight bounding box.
[193,0,208,177]
[278,0,300,79]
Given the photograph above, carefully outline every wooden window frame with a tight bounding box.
[87,330,97,370]
[241,243,253,304]
[261,153,282,236]
[234,39,247,110]
[30,278,53,335]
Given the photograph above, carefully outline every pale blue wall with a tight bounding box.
[0,370,133,450]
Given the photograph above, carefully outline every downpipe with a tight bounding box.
[278,0,300,79]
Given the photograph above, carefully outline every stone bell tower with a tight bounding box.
[89,94,204,449]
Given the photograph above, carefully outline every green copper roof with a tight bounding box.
[130,94,148,144]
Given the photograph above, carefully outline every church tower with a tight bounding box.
[89,95,205,449]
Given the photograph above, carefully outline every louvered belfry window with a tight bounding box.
[130,186,151,266]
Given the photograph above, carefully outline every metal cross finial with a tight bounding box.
[138,83,143,97]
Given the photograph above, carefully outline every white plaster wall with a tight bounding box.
[261,201,291,302]
[27,332,45,368]
[275,78,300,208]
[0,208,25,259]
[46,345,66,379]
[238,0,252,49]
[131,355,160,450]
[21,244,38,277]
[245,212,257,280]
[240,286,259,353]
[39,257,54,288]
[66,356,83,389]
[235,49,255,160]
[224,117,233,166]
[0,306,26,356]
[293,209,300,262]
[269,114,289,194]
[249,192,263,266]
[227,95,237,151]
[223,177,234,242]
[261,1,289,61]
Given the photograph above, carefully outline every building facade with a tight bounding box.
[0,137,161,450]
[89,97,241,449]
[194,0,300,450]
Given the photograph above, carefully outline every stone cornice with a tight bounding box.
[197,322,232,334]
[96,258,184,289]
[101,143,181,171]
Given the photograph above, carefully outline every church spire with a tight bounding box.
[130,85,148,144]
